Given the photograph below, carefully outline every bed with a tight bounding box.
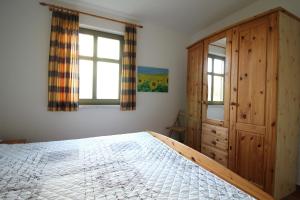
[0,131,272,199]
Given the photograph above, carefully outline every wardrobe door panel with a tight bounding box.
[186,42,203,151]
[236,131,265,188]
[237,19,268,126]
[229,16,275,191]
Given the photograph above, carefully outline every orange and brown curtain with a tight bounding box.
[48,9,79,111]
[120,25,137,111]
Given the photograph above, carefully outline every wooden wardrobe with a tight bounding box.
[186,8,300,199]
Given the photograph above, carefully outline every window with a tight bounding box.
[207,54,225,105]
[79,28,123,105]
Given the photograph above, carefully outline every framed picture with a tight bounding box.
[137,66,169,92]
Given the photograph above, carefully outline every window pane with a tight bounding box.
[208,75,212,101]
[214,58,224,74]
[208,57,212,72]
[79,33,94,57]
[79,59,93,99]
[97,62,119,99]
[213,76,224,102]
[97,37,120,60]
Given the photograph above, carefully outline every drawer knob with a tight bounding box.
[211,130,216,134]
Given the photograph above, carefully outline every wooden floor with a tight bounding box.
[282,186,300,200]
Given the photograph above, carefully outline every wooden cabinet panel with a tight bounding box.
[202,123,228,139]
[236,131,264,188]
[187,44,202,105]
[186,42,203,151]
[202,123,228,151]
[229,15,277,192]
[201,144,228,166]
[201,123,228,166]
[186,119,200,150]
[202,133,228,151]
[237,18,268,126]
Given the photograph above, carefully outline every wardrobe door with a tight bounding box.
[186,42,203,151]
[201,30,232,166]
[229,16,270,189]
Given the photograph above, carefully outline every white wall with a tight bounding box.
[189,0,300,185]
[0,0,188,142]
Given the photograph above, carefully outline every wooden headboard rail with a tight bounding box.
[148,131,274,200]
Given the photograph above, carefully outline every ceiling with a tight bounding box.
[58,0,258,34]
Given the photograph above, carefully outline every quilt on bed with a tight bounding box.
[0,132,255,200]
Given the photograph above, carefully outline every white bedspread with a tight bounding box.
[0,132,255,199]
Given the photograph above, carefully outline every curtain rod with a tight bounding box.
[39,2,143,28]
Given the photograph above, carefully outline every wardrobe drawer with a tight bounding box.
[202,132,228,151]
[201,144,228,167]
[202,123,228,139]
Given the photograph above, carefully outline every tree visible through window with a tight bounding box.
[207,54,225,105]
[78,28,123,105]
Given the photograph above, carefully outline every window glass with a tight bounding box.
[79,59,93,99]
[79,33,93,57]
[214,58,224,74]
[97,37,120,60]
[78,28,123,105]
[208,57,212,72]
[207,55,225,104]
[97,62,119,99]
[208,75,212,101]
[213,76,224,102]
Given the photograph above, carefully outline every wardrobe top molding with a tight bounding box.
[187,7,300,49]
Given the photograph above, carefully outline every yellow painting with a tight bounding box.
[137,66,168,92]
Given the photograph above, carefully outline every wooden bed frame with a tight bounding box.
[148,131,274,200]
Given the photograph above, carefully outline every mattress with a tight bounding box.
[0,132,255,200]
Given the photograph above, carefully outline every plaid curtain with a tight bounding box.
[120,25,137,111]
[48,10,79,111]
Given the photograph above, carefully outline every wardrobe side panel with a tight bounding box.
[274,12,300,199]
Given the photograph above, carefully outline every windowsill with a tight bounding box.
[79,104,120,109]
